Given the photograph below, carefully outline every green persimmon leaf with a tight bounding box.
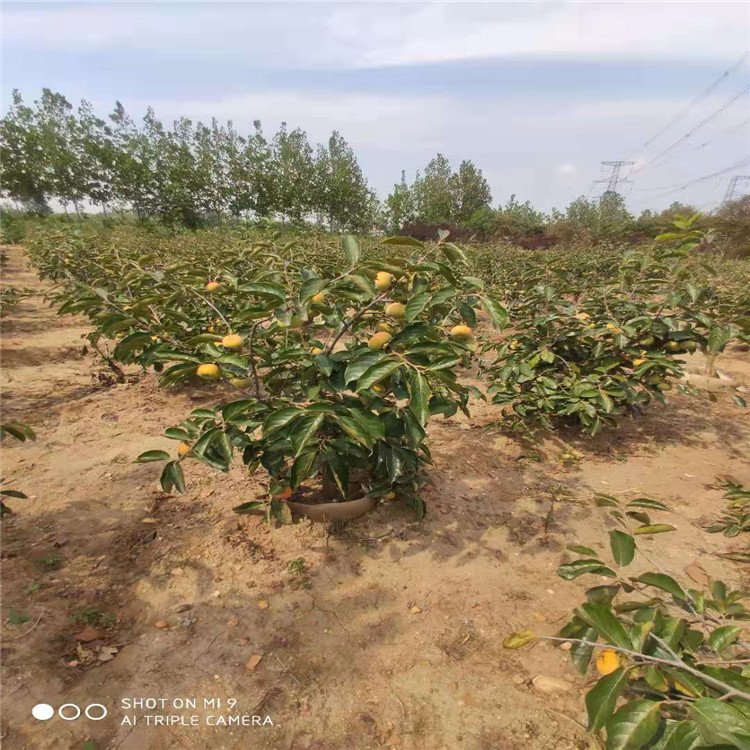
[344,350,385,384]
[707,625,740,653]
[568,544,599,558]
[381,235,423,248]
[290,451,319,490]
[605,700,661,750]
[626,498,670,511]
[636,573,686,599]
[407,369,430,426]
[262,407,303,437]
[689,697,750,750]
[558,559,618,580]
[481,296,508,329]
[136,450,171,462]
[610,530,636,567]
[586,667,629,732]
[356,358,402,392]
[290,413,325,458]
[576,602,632,650]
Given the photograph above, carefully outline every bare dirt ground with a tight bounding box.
[1,244,749,750]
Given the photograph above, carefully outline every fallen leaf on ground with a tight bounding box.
[73,626,102,642]
[246,654,263,671]
[97,645,118,662]
[257,600,269,610]
[227,618,240,627]
[685,563,710,586]
[410,606,422,614]
[154,620,168,629]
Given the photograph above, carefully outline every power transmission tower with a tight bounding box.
[595,161,636,195]
[723,175,750,202]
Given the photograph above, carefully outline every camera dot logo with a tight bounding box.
[31,703,108,721]
[31,704,55,721]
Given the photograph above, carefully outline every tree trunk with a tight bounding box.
[705,352,718,377]
[321,467,341,501]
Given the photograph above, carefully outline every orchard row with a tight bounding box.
[25,220,747,513]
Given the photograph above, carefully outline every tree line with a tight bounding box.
[0,89,496,232]
[0,89,378,229]
[1,88,747,252]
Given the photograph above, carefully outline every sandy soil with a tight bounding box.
[1,244,748,750]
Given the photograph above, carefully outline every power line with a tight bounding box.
[688,116,750,153]
[639,51,749,152]
[634,115,750,175]
[633,84,750,175]
[631,156,750,206]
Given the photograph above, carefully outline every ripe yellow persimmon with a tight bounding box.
[375,271,393,291]
[450,324,472,340]
[197,363,221,379]
[368,332,392,350]
[310,347,323,355]
[596,650,621,675]
[222,334,243,350]
[178,442,191,456]
[205,281,221,292]
[385,302,406,319]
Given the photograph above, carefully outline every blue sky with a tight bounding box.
[3,1,749,213]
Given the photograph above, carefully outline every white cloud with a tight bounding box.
[342,2,750,68]
[130,91,450,151]
[4,2,748,67]
[555,163,577,178]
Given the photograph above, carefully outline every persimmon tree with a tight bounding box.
[483,218,742,436]
[136,233,505,520]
